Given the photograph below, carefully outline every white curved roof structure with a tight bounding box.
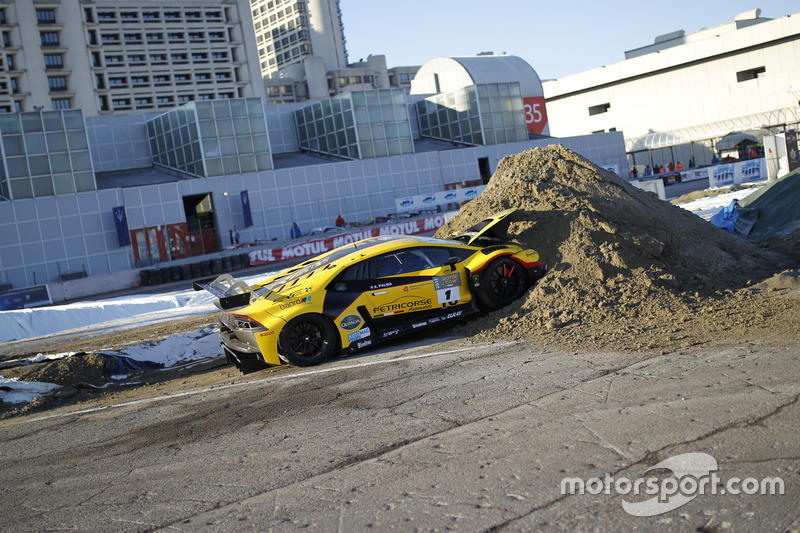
[410,55,544,97]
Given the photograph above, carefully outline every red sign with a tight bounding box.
[249,215,447,266]
[523,96,548,135]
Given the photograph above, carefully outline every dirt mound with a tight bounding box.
[436,145,798,352]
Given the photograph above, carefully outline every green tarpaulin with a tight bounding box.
[734,169,800,238]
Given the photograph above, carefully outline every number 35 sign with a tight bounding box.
[523,96,548,135]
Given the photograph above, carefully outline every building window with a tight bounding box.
[135,97,152,106]
[41,32,60,47]
[736,66,766,82]
[131,76,148,85]
[171,53,188,63]
[185,11,201,20]
[101,33,120,43]
[208,32,225,42]
[188,32,204,41]
[164,11,181,20]
[0,9,6,25]
[175,74,191,84]
[192,52,208,62]
[146,33,163,42]
[124,33,142,42]
[97,12,116,21]
[105,55,124,64]
[36,9,57,24]
[95,74,105,89]
[157,96,173,105]
[48,76,67,91]
[167,32,184,42]
[128,54,145,63]
[212,52,228,62]
[52,98,70,110]
[150,53,167,63]
[588,103,611,116]
[109,77,126,86]
[177,95,193,103]
[84,8,94,23]
[113,98,131,108]
[120,12,138,21]
[44,54,64,69]
[153,75,170,85]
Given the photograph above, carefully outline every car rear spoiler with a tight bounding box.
[193,274,253,310]
[450,208,516,246]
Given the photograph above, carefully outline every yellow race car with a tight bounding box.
[194,209,547,373]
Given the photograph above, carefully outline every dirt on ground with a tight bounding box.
[435,145,800,352]
[2,144,798,418]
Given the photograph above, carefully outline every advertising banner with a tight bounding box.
[112,206,131,247]
[708,159,766,188]
[785,130,799,171]
[0,285,52,311]
[249,214,448,266]
[241,190,253,227]
[395,186,485,212]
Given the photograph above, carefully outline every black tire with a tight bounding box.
[476,257,529,309]
[278,314,337,366]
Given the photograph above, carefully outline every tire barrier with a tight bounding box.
[139,269,151,287]
[170,266,181,282]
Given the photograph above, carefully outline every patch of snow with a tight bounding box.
[0,375,60,404]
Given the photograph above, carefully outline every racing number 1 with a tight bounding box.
[437,287,459,305]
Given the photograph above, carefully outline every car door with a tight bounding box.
[364,247,471,324]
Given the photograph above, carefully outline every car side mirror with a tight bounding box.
[446,256,460,272]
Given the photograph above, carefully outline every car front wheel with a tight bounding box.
[278,314,337,366]
[477,257,528,309]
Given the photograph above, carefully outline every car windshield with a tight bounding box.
[252,237,391,297]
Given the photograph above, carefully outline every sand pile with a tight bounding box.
[436,145,798,352]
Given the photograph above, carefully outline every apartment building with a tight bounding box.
[0,0,265,116]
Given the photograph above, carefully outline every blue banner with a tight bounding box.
[241,190,253,227]
[112,206,131,246]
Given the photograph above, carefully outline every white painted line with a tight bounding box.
[21,342,514,424]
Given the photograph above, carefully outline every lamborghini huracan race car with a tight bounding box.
[194,209,547,373]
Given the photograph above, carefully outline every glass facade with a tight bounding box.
[146,97,272,178]
[0,110,95,200]
[295,89,414,160]
[416,83,528,146]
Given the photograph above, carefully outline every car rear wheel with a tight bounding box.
[278,314,336,366]
[477,257,528,309]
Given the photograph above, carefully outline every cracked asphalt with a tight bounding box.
[0,334,798,531]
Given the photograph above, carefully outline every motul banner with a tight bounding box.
[249,214,448,266]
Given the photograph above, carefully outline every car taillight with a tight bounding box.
[230,314,264,330]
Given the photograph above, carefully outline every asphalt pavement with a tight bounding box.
[1,332,796,531]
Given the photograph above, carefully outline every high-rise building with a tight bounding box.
[251,0,347,78]
[0,0,265,116]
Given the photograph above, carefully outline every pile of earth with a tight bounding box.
[436,145,799,352]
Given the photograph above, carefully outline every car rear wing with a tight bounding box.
[193,274,253,310]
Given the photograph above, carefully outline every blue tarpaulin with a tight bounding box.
[709,200,740,232]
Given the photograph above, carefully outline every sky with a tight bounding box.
[342,1,800,80]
